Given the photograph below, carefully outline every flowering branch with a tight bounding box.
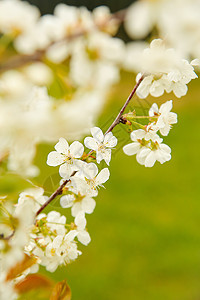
[35,75,144,217]
[105,75,144,134]
[35,171,76,217]
[0,10,126,73]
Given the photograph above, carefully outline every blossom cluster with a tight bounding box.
[0,0,124,176]
[123,100,177,167]
[0,0,200,299]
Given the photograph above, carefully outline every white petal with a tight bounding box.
[82,197,96,214]
[173,83,188,98]
[149,103,158,116]
[91,127,104,143]
[84,137,98,151]
[60,195,75,208]
[150,81,164,97]
[131,129,146,141]
[125,1,153,39]
[65,230,78,242]
[55,138,69,154]
[123,143,140,156]
[77,231,91,246]
[83,163,98,179]
[96,168,110,185]
[75,212,86,230]
[59,163,73,178]
[96,151,104,164]
[137,147,151,158]
[104,133,118,147]
[69,141,84,158]
[47,151,64,166]
[102,149,111,166]
[159,100,172,114]
[144,151,156,167]
[159,144,171,154]
[71,202,83,217]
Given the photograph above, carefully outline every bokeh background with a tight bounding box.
[1,1,200,299]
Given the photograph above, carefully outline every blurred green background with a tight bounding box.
[1,72,200,300]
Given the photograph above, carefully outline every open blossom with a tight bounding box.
[47,137,84,178]
[149,100,178,136]
[60,193,96,217]
[84,127,117,165]
[135,39,197,98]
[123,129,171,167]
[15,187,47,214]
[71,162,110,197]
[74,212,91,246]
[37,231,81,272]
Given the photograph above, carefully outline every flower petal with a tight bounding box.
[91,127,104,143]
[96,168,110,185]
[77,231,91,246]
[55,137,69,154]
[104,132,118,147]
[82,197,96,214]
[69,141,84,158]
[47,151,65,166]
[84,137,98,151]
[123,142,140,156]
[83,163,98,179]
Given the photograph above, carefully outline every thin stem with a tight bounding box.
[35,171,76,217]
[105,75,144,135]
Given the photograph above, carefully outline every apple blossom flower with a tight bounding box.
[84,127,117,165]
[123,129,171,167]
[47,138,84,178]
[149,100,178,136]
[41,231,81,272]
[70,162,110,197]
[16,187,47,214]
[60,193,96,217]
[134,39,198,98]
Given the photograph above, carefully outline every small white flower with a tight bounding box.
[135,39,197,98]
[47,138,84,178]
[71,162,110,197]
[16,187,47,214]
[123,129,171,167]
[149,100,178,136]
[60,193,96,217]
[43,231,81,272]
[74,212,91,246]
[84,127,117,165]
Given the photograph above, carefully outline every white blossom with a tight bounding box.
[123,129,171,167]
[149,100,178,136]
[15,187,47,214]
[47,138,84,178]
[60,193,96,217]
[0,0,40,35]
[84,127,117,165]
[70,162,110,197]
[135,39,197,98]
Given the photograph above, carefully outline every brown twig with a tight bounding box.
[105,75,144,134]
[35,171,76,217]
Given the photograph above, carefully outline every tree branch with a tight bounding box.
[35,74,144,217]
[35,171,76,217]
[105,74,144,134]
